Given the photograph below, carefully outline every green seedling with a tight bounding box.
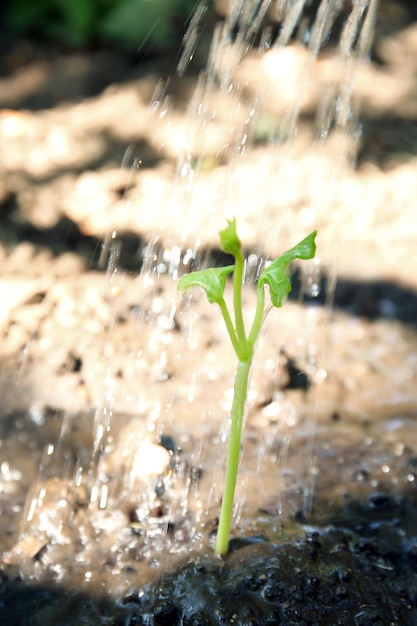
[178,219,317,555]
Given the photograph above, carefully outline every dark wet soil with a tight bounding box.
[140,527,417,626]
[2,516,417,625]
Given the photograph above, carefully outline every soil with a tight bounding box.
[1,1,417,625]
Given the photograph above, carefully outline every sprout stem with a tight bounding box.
[233,248,247,351]
[215,358,252,555]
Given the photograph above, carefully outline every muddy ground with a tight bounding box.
[1,1,417,624]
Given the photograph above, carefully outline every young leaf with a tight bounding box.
[178,265,235,304]
[259,230,317,308]
[219,218,242,257]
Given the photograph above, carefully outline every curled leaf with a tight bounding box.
[178,265,235,304]
[259,231,317,307]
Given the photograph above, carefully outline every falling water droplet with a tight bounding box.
[301,258,321,299]
[99,484,109,510]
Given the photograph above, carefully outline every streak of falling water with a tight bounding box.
[177,2,209,77]
[277,0,309,46]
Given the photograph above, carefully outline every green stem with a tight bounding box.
[233,250,247,351]
[218,298,243,359]
[215,358,252,556]
[247,283,265,351]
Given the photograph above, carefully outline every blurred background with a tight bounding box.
[1,0,206,54]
